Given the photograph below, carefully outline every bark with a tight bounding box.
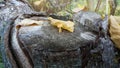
[109,0,117,15]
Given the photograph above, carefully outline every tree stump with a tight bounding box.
[0,0,120,68]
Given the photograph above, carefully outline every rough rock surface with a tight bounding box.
[0,0,33,68]
[1,0,120,68]
[15,15,98,67]
[8,11,116,68]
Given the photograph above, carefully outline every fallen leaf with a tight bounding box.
[109,15,120,49]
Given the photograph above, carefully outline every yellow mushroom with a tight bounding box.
[48,17,75,33]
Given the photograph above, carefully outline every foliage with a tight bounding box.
[115,0,120,16]
[27,0,110,17]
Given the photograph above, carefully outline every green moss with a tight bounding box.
[0,63,4,68]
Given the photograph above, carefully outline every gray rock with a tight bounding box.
[1,1,118,67]
[73,11,102,32]
[0,0,34,68]
[17,19,97,51]
[10,11,102,68]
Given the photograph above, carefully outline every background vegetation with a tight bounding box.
[115,0,120,15]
